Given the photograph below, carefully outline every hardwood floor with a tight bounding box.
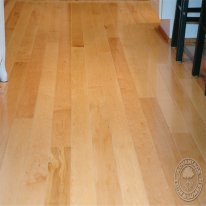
[0,0,206,205]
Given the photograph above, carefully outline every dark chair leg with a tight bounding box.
[176,0,189,62]
[171,0,181,47]
[192,0,206,76]
[192,26,205,76]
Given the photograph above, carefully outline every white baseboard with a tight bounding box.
[0,0,8,82]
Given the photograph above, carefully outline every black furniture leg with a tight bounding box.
[192,26,205,76]
[176,0,189,62]
[192,0,206,76]
[171,0,181,47]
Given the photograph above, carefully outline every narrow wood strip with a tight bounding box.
[0,119,32,204]
[0,62,27,169]
[16,6,42,62]
[5,1,24,44]
[46,147,70,205]
[52,4,71,148]
[6,3,33,74]
[16,41,58,205]
[90,101,123,205]
[70,46,96,205]
[71,3,84,47]
[15,5,47,118]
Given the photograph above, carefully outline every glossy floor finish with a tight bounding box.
[0,0,206,205]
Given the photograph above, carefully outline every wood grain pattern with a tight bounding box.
[0,0,206,205]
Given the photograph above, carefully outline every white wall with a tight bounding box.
[0,0,8,82]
